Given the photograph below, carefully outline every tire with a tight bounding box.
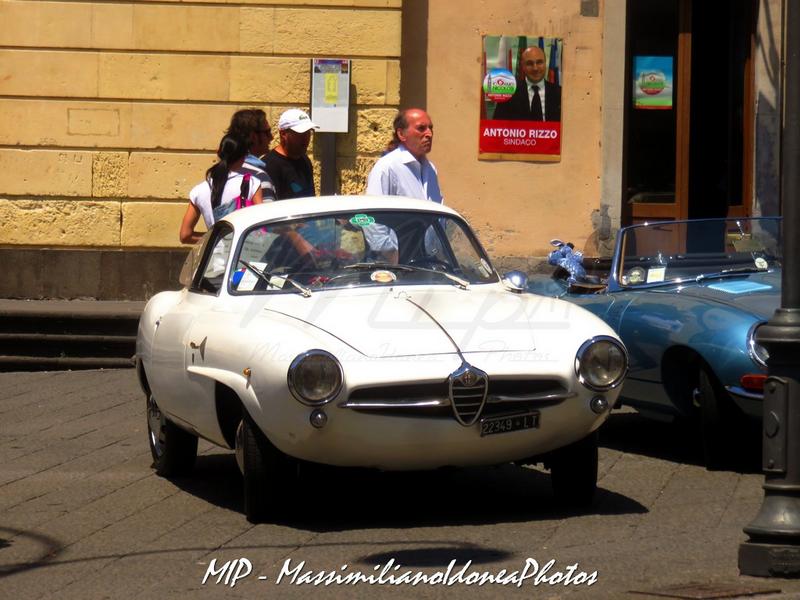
[147,394,198,477]
[238,412,294,523]
[549,431,599,509]
[696,368,743,470]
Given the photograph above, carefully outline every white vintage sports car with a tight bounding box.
[136,196,628,522]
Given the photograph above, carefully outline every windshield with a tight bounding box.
[615,217,781,288]
[230,210,498,294]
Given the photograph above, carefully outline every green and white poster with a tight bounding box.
[633,56,673,110]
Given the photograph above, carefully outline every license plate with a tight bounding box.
[479,411,540,437]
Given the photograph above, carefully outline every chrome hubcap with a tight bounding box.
[147,395,165,458]
[234,420,245,474]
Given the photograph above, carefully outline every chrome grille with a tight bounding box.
[338,378,573,419]
[449,363,488,426]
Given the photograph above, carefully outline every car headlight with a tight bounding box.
[288,350,343,405]
[748,322,769,368]
[575,336,628,391]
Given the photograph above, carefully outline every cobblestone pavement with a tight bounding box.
[1,369,800,599]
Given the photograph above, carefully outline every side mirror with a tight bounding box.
[502,270,529,292]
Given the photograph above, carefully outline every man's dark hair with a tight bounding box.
[227,109,267,149]
[386,109,411,152]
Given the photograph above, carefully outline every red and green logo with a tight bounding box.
[639,71,666,95]
[483,69,517,102]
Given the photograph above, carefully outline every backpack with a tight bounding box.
[211,173,253,223]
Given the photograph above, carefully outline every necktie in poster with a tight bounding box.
[479,35,563,162]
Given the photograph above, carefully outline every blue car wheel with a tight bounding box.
[696,368,745,469]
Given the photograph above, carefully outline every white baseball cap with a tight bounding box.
[278,109,319,133]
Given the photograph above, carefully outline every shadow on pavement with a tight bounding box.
[0,527,63,577]
[170,452,647,531]
[358,546,512,568]
[599,409,762,474]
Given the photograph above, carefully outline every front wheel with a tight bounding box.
[147,394,197,477]
[237,412,295,523]
[549,432,599,509]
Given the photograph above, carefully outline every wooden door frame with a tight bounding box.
[728,0,756,219]
[626,0,756,223]
[630,0,691,222]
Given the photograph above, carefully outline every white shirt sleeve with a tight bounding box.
[365,161,388,196]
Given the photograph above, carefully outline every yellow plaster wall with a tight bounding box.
[425,1,604,258]
[0,0,401,249]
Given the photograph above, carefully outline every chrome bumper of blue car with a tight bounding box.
[725,385,764,401]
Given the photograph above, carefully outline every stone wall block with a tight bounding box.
[131,5,238,51]
[338,108,397,156]
[351,60,390,105]
[99,54,231,101]
[129,153,217,199]
[240,8,276,53]
[0,100,244,150]
[0,100,129,147]
[0,50,98,97]
[0,199,121,246]
[93,152,129,198]
[122,202,195,247]
[230,57,309,103]
[0,150,92,197]
[337,156,376,195]
[0,1,92,47]
[91,3,134,49]
[129,103,233,150]
[274,8,401,56]
[385,60,401,105]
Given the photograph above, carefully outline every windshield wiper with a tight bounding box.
[695,266,768,283]
[240,260,312,297]
[343,262,470,290]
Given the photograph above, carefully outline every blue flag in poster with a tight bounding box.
[548,39,559,85]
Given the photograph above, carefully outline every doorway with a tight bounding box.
[622,0,756,225]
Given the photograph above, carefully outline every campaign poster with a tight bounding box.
[633,56,673,110]
[479,35,563,162]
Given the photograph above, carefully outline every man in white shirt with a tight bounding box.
[366,108,442,203]
[364,109,442,260]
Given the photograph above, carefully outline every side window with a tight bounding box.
[191,224,234,295]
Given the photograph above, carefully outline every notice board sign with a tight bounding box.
[311,58,351,133]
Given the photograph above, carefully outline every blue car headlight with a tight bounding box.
[747,322,769,368]
[288,350,343,405]
[575,336,628,391]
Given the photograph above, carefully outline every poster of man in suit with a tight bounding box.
[480,35,563,161]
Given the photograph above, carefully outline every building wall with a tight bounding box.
[0,0,402,255]
[423,0,605,267]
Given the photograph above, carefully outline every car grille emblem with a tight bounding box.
[448,362,488,426]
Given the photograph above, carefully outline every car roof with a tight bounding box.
[221,195,461,228]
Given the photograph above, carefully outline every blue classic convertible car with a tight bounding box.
[528,217,781,468]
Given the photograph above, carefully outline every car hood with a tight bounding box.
[262,286,540,358]
[664,271,780,319]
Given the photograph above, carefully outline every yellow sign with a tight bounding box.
[324,74,338,104]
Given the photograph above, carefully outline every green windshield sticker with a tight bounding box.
[349,213,375,228]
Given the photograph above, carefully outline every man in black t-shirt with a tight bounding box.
[264,109,320,200]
